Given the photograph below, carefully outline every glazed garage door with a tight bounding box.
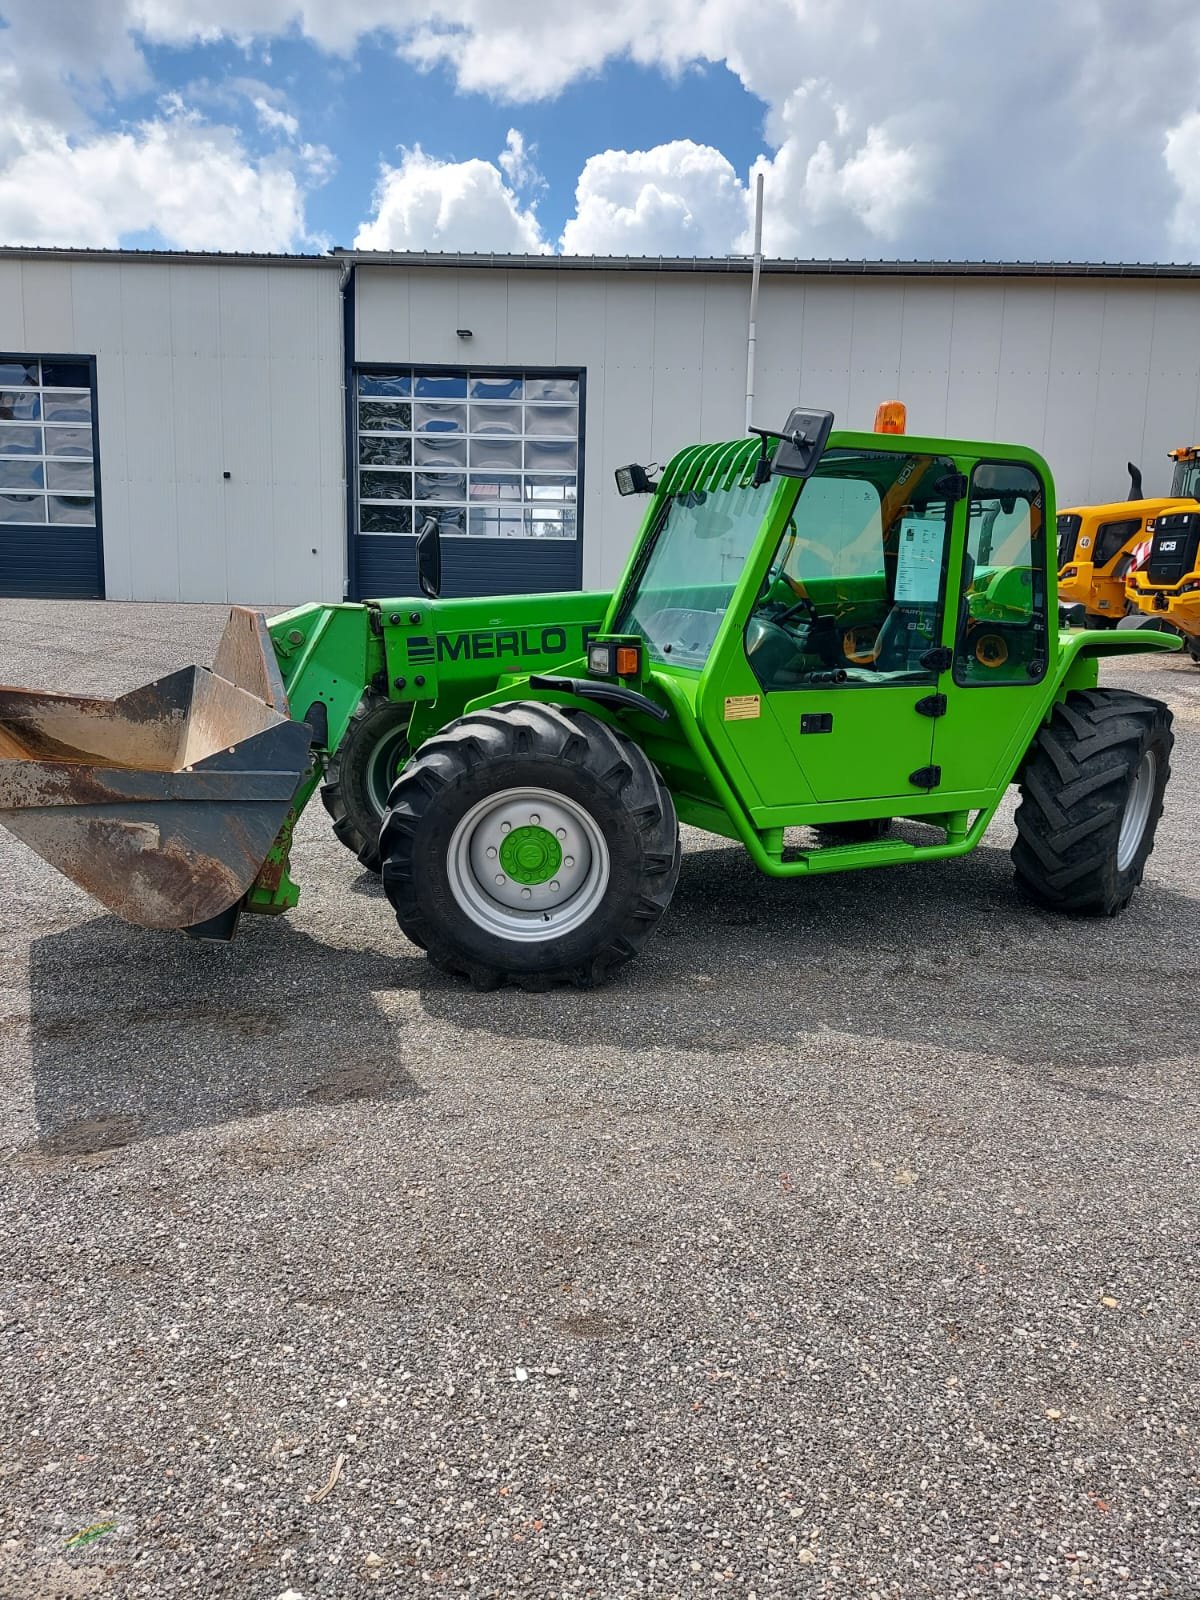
[351,367,583,600]
[0,356,102,599]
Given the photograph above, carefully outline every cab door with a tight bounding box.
[934,460,1051,793]
[708,449,964,808]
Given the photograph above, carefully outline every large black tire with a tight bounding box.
[320,691,413,873]
[1186,638,1200,667]
[379,702,680,989]
[1012,688,1172,916]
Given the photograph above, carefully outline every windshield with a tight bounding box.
[1171,460,1200,500]
[613,479,778,667]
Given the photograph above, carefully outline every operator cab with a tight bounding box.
[610,405,1047,694]
[1169,447,1200,503]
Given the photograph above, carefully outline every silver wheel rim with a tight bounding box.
[446,786,611,943]
[365,726,410,819]
[1117,749,1156,872]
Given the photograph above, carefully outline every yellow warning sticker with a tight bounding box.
[724,694,761,721]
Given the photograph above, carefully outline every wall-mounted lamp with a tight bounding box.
[456,328,473,340]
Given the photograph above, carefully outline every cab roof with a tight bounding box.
[1058,496,1192,522]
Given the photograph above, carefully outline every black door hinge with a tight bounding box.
[919,646,953,672]
[915,693,947,718]
[909,764,942,790]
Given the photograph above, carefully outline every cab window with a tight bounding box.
[745,450,956,692]
[954,462,1048,685]
[1092,518,1140,567]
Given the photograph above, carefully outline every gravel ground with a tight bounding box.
[0,599,1198,1600]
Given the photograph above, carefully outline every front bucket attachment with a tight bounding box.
[0,607,311,934]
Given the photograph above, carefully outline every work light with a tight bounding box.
[587,641,642,678]
[614,463,655,496]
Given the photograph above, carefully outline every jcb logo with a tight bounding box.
[406,624,595,665]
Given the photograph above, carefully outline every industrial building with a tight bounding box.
[1,246,1199,605]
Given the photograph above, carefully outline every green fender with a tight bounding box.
[1054,625,1181,696]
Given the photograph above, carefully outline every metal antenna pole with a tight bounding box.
[744,171,764,435]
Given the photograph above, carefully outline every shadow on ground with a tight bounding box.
[411,836,1198,1073]
[23,832,1195,1155]
[24,918,424,1155]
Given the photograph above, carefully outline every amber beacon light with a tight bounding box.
[874,400,907,435]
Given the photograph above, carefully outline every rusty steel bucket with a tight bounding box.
[0,608,311,936]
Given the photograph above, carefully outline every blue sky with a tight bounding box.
[0,2,1198,261]
[134,35,766,250]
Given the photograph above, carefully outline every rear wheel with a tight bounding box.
[1012,688,1172,916]
[380,702,680,988]
[320,691,413,873]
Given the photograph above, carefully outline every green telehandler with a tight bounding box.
[0,409,1181,988]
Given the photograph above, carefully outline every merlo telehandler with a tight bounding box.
[0,407,1180,988]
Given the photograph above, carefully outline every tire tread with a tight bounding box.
[1012,688,1172,915]
[379,701,680,988]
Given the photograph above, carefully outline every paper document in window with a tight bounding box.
[894,515,946,604]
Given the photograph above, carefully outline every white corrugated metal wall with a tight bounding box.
[0,255,345,603]
[2,252,1198,603]
[357,265,1200,593]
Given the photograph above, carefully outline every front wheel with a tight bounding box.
[1012,688,1172,916]
[379,702,680,988]
[320,691,413,873]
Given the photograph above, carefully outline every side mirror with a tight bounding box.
[416,515,442,600]
[750,408,835,481]
[615,463,656,496]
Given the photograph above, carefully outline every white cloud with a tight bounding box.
[354,145,549,252]
[0,5,331,252]
[252,96,299,139]
[1,0,1199,259]
[498,128,540,192]
[0,109,317,250]
[561,140,746,256]
[1165,111,1200,256]
[740,118,928,256]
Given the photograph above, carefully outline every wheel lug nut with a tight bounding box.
[550,881,560,892]
[500,821,511,833]
[521,888,532,900]
[486,846,497,859]
[495,874,506,885]
[556,828,567,840]
[564,855,575,868]
[529,813,540,824]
